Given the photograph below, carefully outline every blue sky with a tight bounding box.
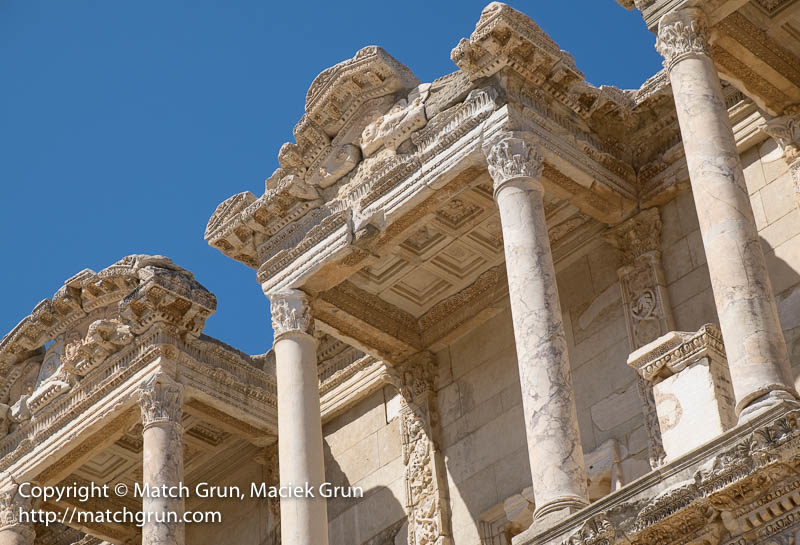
[0,1,662,355]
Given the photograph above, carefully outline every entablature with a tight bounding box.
[0,256,277,514]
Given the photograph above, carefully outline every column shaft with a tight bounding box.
[268,290,328,545]
[486,136,589,524]
[657,8,797,419]
[137,374,185,545]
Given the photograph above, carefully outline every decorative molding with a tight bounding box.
[485,135,544,197]
[628,324,726,382]
[136,373,184,429]
[655,8,711,71]
[268,289,314,339]
[603,208,662,265]
[764,114,800,197]
[606,209,673,469]
[382,353,452,545]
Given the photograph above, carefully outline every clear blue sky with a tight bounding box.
[0,1,662,355]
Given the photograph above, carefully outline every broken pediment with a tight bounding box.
[0,255,218,414]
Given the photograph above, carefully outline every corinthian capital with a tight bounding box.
[136,373,184,429]
[764,114,800,164]
[603,208,663,265]
[268,289,313,339]
[485,134,543,197]
[0,484,34,539]
[656,8,711,71]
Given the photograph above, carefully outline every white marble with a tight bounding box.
[485,135,589,525]
[0,484,33,545]
[657,8,798,420]
[137,373,185,545]
[268,289,329,545]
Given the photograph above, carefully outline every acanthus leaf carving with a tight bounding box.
[485,135,544,196]
[136,373,184,429]
[655,8,711,71]
[268,289,314,339]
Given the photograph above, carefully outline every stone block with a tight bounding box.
[761,208,800,252]
[742,145,767,195]
[751,191,768,231]
[759,137,789,183]
[675,190,700,234]
[667,263,711,307]
[673,288,718,332]
[376,418,402,466]
[590,386,641,432]
[686,229,706,267]
[663,237,692,284]
[627,325,735,461]
[761,172,795,225]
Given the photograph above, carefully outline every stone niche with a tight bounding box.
[627,324,736,461]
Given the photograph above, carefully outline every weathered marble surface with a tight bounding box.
[0,483,33,545]
[268,290,329,545]
[486,135,589,524]
[657,8,798,420]
[138,374,185,545]
[628,325,735,460]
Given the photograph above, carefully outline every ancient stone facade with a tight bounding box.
[5,2,800,544]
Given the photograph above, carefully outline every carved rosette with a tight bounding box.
[136,373,184,429]
[0,484,34,540]
[267,289,314,340]
[485,135,544,198]
[655,8,711,71]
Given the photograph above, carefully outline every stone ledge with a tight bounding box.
[513,401,800,545]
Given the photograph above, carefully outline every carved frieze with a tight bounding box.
[383,353,452,545]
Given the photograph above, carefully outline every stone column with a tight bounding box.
[485,134,589,524]
[136,373,185,545]
[764,114,800,209]
[656,8,798,420]
[0,485,34,545]
[267,289,328,545]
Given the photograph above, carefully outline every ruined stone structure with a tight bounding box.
[4,1,800,544]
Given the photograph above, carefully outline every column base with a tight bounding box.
[511,497,588,545]
[533,496,588,525]
[739,390,800,423]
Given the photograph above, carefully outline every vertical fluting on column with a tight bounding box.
[485,134,589,524]
[764,114,800,210]
[137,373,185,545]
[267,289,328,545]
[0,485,34,545]
[656,8,798,420]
